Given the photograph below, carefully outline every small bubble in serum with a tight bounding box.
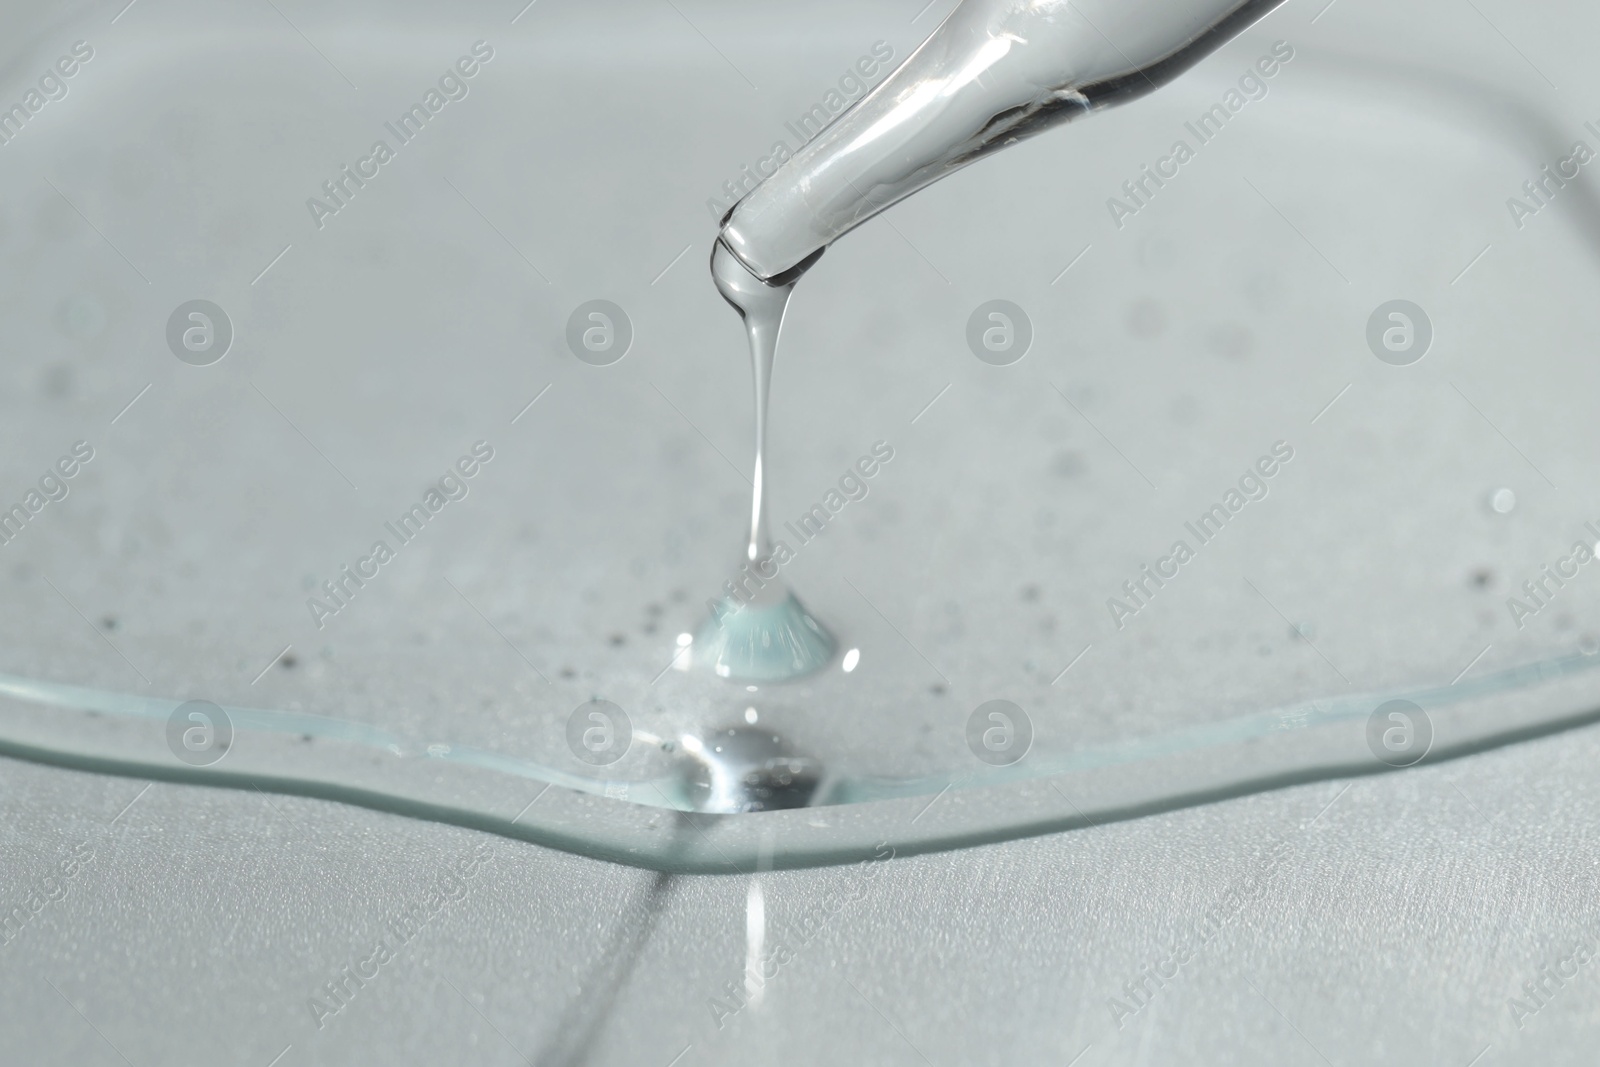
[841,648,860,672]
[1489,488,1516,515]
[744,706,758,724]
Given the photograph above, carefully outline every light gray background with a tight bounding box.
[3,0,1599,1062]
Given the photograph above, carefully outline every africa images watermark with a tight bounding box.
[1508,938,1597,1030]
[307,441,495,628]
[1106,40,1295,230]
[0,440,96,548]
[706,842,896,1031]
[1504,121,1600,231]
[1106,441,1295,630]
[0,841,94,949]
[305,41,495,230]
[706,439,895,624]
[0,39,95,148]
[1108,830,1296,1029]
[705,40,895,222]
[306,842,494,1031]
[1505,523,1600,630]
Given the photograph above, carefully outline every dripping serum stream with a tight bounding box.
[692,242,837,683]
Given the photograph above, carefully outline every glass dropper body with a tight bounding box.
[719,0,1286,281]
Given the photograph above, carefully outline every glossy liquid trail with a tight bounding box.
[692,243,836,682]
